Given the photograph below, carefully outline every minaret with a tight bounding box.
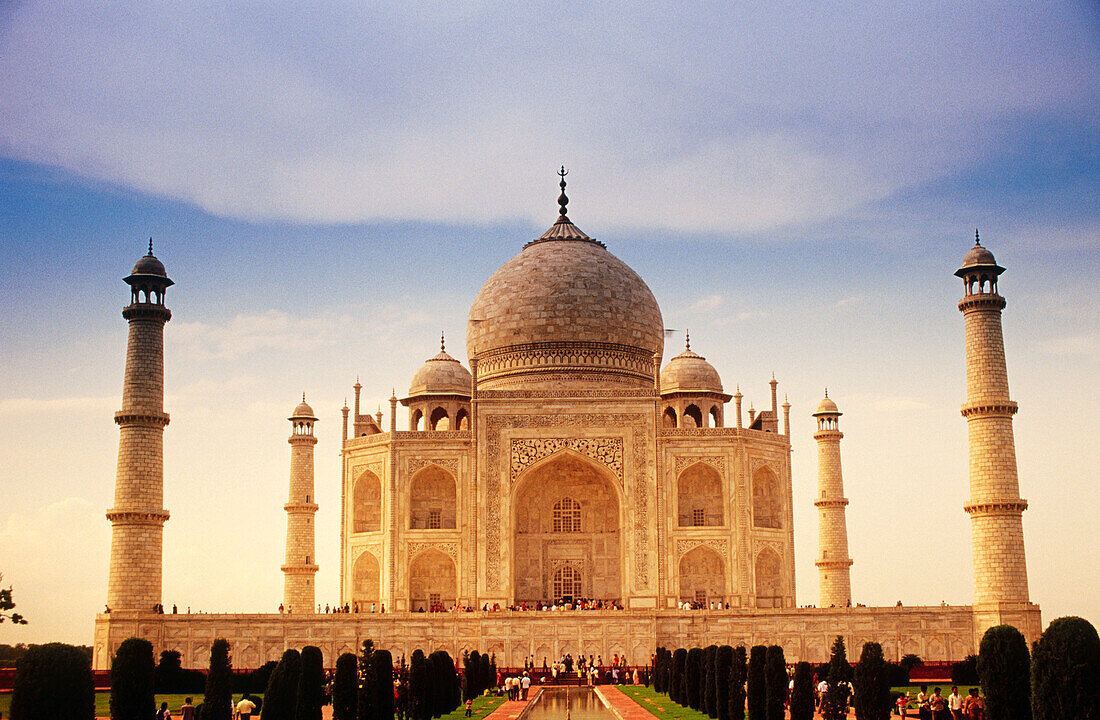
[107,240,173,613]
[282,394,319,613]
[813,391,853,608]
[956,232,1029,629]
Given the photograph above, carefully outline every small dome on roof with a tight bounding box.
[955,230,1004,278]
[131,252,167,277]
[290,395,317,420]
[813,395,840,416]
[408,341,472,398]
[661,338,723,395]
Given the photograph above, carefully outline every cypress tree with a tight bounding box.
[729,646,748,720]
[747,645,767,720]
[715,646,733,720]
[333,653,359,720]
[10,642,95,720]
[704,645,719,718]
[477,652,492,696]
[358,640,377,720]
[821,636,851,720]
[686,647,704,711]
[466,651,482,698]
[978,625,1032,720]
[109,637,156,720]
[1031,616,1100,720]
[671,648,688,705]
[409,649,430,720]
[296,646,326,720]
[204,639,234,720]
[264,649,303,720]
[853,642,892,720]
[429,651,448,717]
[373,649,396,720]
[788,662,814,720]
[764,646,786,720]
[653,647,665,694]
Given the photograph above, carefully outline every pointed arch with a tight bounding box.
[512,452,622,604]
[754,547,783,607]
[752,466,782,529]
[409,548,456,611]
[709,405,721,428]
[454,408,469,431]
[409,464,456,529]
[677,461,724,527]
[683,404,703,428]
[352,551,380,607]
[353,469,382,533]
[429,406,449,430]
[678,545,726,604]
[411,408,424,432]
[663,406,677,428]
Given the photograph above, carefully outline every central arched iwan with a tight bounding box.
[512,453,621,604]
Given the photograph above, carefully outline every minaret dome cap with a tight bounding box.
[813,396,840,416]
[955,230,1004,278]
[290,395,317,420]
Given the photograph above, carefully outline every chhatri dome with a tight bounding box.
[660,333,723,394]
[408,334,473,397]
[466,168,664,390]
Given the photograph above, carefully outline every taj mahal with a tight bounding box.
[92,172,1041,670]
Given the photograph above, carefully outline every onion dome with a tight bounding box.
[408,335,472,397]
[660,334,723,395]
[466,168,664,390]
[124,238,173,289]
[290,393,317,420]
[812,393,840,417]
[955,229,1004,278]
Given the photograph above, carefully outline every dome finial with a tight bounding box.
[824,387,828,398]
[975,228,981,246]
[441,331,446,352]
[302,391,306,403]
[147,237,154,256]
[685,329,690,351]
[557,165,569,218]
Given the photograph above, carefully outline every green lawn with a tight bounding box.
[438,694,506,720]
[617,685,709,720]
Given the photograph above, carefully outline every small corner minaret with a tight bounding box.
[107,239,173,613]
[813,391,853,608]
[283,393,319,613]
[955,231,1030,632]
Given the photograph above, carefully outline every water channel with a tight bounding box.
[522,687,619,720]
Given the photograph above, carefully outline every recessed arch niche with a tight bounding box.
[408,548,456,611]
[511,452,622,604]
[409,465,457,529]
[353,469,381,533]
[677,462,723,526]
[678,545,726,604]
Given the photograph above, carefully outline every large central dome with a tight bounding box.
[466,188,664,391]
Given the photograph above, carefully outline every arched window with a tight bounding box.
[663,407,677,428]
[553,564,582,600]
[454,408,469,431]
[409,465,457,529]
[353,470,382,533]
[683,404,703,428]
[752,467,782,529]
[552,497,581,533]
[430,407,449,430]
[755,548,783,608]
[709,406,721,428]
[411,409,423,432]
[677,462,723,527]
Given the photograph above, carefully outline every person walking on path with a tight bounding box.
[180,698,196,720]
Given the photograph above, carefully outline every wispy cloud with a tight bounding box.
[687,294,725,312]
[0,3,1094,234]
[171,309,351,361]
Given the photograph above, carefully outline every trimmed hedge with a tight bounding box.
[110,637,156,720]
[10,642,95,720]
[1031,616,1100,720]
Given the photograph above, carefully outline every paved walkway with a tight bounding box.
[483,689,540,720]
[596,685,663,720]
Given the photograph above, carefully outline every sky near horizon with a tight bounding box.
[1,2,1098,648]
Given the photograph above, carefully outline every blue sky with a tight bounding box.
[0,1,1097,646]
